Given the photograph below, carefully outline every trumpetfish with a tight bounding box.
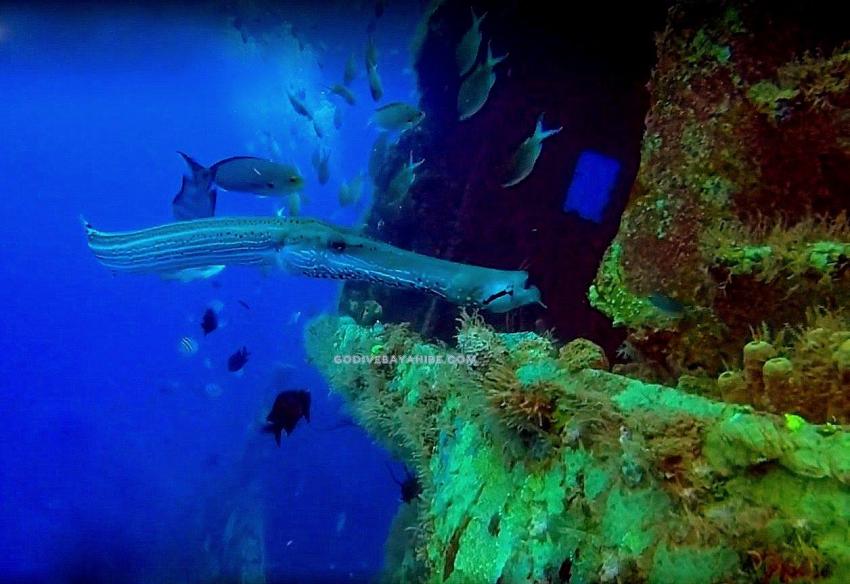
[83,216,542,313]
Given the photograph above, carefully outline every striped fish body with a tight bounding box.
[83,216,541,312]
[84,216,296,275]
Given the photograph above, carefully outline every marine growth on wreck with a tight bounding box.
[306,1,850,583]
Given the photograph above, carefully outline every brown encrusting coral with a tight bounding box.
[590,0,850,421]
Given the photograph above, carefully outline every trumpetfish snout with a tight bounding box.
[83,216,542,313]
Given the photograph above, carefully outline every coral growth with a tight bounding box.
[590,0,850,399]
[716,310,850,422]
[306,313,850,583]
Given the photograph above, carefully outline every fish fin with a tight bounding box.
[160,265,226,282]
[79,215,96,239]
[172,178,217,220]
[177,151,208,182]
[472,7,487,25]
[535,113,563,141]
[486,42,508,67]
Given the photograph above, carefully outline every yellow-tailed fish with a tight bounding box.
[365,33,378,70]
[328,84,356,106]
[502,113,562,188]
[338,173,364,206]
[312,119,324,139]
[311,146,331,185]
[388,151,425,200]
[83,216,542,313]
[287,192,302,216]
[367,63,384,102]
[371,102,425,132]
[456,8,486,76]
[368,131,390,179]
[173,153,304,221]
[287,90,313,119]
[344,52,358,86]
[457,41,507,121]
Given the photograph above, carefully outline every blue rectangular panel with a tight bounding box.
[563,151,621,223]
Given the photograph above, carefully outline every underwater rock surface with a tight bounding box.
[590,0,850,421]
[306,313,850,583]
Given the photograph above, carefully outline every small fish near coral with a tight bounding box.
[263,389,311,446]
[387,464,421,503]
[200,307,218,336]
[227,346,250,372]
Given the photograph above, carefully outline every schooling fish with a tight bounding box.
[456,8,486,76]
[457,41,507,121]
[371,102,425,132]
[311,147,331,185]
[177,152,304,199]
[368,132,390,179]
[227,346,250,372]
[502,113,562,187]
[343,52,358,86]
[201,307,218,336]
[338,173,364,207]
[287,90,313,119]
[367,63,384,102]
[328,84,356,106]
[365,33,378,70]
[263,389,311,445]
[238,300,251,310]
[83,216,543,313]
[388,151,425,200]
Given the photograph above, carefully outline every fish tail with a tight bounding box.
[471,7,487,25]
[79,215,96,239]
[535,114,563,140]
[177,151,208,182]
[486,41,508,67]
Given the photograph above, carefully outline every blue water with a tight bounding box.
[0,5,420,582]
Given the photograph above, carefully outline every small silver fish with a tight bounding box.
[287,192,302,216]
[367,63,384,102]
[456,8,486,76]
[502,113,562,187]
[388,151,425,200]
[371,102,425,132]
[457,41,507,121]
[344,52,358,86]
[329,84,356,106]
[365,34,378,70]
[311,147,331,185]
[312,119,324,139]
[287,90,313,119]
[369,132,390,179]
[338,173,364,207]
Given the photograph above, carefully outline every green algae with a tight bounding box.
[306,315,850,583]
